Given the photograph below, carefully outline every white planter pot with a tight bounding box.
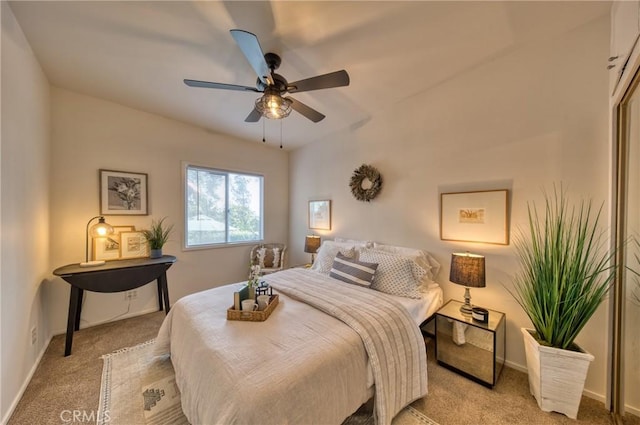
[521,328,594,419]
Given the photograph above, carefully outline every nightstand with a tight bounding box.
[435,299,505,388]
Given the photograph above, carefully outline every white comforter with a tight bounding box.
[154,268,428,425]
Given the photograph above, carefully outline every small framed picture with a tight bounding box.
[100,169,148,215]
[92,226,135,261]
[440,189,509,245]
[309,200,331,230]
[120,231,149,259]
[93,236,121,261]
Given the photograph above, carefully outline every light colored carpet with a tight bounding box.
[9,311,631,425]
[98,339,440,425]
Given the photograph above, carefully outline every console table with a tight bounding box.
[53,255,177,356]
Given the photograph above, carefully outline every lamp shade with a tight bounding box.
[89,216,114,238]
[81,216,115,267]
[449,252,486,288]
[304,235,321,253]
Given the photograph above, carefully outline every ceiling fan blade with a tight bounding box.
[245,107,262,122]
[184,79,260,92]
[286,97,325,122]
[230,29,274,86]
[287,70,350,93]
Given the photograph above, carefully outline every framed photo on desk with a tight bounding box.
[120,231,149,259]
[92,225,135,261]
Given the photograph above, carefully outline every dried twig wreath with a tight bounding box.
[349,164,383,202]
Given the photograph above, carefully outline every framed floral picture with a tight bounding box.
[120,231,149,259]
[100,169,148,215]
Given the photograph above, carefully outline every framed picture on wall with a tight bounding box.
[440,189,509,245]
[100,169,148,215]
[119,231,149,259]
[309,200,332,230]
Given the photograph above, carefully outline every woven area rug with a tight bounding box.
[98,339,439,425]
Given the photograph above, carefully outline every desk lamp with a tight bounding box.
[80,216,114,267]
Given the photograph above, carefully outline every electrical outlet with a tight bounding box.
[31,326,37,345]
[124,290,137,301]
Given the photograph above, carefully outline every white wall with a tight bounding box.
[1,2,51,422]
[47,88,289,334]
[289,9,611,399]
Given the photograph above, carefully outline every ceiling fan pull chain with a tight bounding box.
[280,120,283,149]
[262,119,266,143]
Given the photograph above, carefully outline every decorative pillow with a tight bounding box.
[373,243,440,280]
[257,247,267,268]
[329,252,378,288]
[358,249,426,299]
[311,241,356,274]
[272,247,281,269]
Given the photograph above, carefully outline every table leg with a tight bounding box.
[158,272,171,314]
[65,286,80,356]
[156,280,164,311]
[74,289,84,331]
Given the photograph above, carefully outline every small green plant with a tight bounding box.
[510,186,616,350]
[141,217,174,250]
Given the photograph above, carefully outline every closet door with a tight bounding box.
[615,69,640,425]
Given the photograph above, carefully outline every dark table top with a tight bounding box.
[53,255,177,276]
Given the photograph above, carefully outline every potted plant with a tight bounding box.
[510,186,616,419]
[141,217,174,259]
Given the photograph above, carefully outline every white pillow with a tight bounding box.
[333,237,373,248]
[372,243,440,280]
[311,241,356,274]
[358,248,425,299]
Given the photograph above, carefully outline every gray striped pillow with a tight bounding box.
[329,252,378,287]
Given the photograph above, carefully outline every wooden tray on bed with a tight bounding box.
[227,294,279,322]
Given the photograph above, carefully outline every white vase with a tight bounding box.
[521,328,594,419]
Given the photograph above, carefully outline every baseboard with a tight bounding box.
[626,404,640,417]
[504,359,528,374]
[583,388,606,404]
[1,335,53,425]
[51,307,162,336]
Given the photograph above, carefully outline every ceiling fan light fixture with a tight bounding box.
[255,93,292,120]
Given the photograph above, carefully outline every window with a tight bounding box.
[185,164,263,248]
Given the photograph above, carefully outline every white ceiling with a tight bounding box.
[8,1,609,150]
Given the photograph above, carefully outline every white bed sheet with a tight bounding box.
[154,269,440,424]
[389,282,444,326]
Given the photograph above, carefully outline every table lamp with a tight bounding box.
[304,235,321,265]
[449,252,485,314]
[80,216,114,267]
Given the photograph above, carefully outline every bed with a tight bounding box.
[154,241,443,425]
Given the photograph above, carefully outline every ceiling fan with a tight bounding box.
[184,29,350,123]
